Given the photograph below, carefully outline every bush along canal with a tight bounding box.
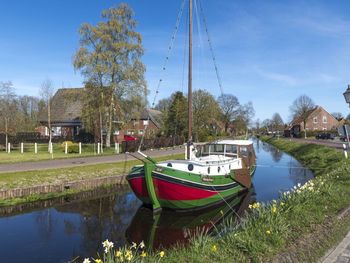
[0,138,329,263]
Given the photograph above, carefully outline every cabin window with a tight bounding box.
[188,164,194,171]
[207,167,211,174]
[226,145,238,155]
[323,116,327,123]
[217,166,221,173]
[313,117,318,124]
[213,144,224,154]
[240,146,248,157]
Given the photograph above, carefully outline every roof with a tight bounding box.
[40,88,84,123]
[139,108,162,128]
[289,105,338,127]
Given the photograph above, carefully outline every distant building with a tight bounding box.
[114,109,162,142]
[38,88,84,140]
[289,105,339,135]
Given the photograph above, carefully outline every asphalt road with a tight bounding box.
[286,137,349,150]
[0,147,184,174]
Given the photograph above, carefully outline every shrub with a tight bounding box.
[60,141,79,153]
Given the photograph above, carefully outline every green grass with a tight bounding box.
[83,136,350,263]
[0,153,184,191]
[0,143,118,164]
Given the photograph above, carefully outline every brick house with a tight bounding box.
[38,88,84,140]
[114,109,162,142]
[289,105,339,135]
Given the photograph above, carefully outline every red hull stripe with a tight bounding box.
[128,177,218,201]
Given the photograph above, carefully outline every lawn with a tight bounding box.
[0,143,119,164]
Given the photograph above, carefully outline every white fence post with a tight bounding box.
[65,142,68,154]
[34,143,38,154]
[115,143,120,154]
[50,142,53,154]
[101,143,103,154]
[97,143,100,154]
[21,142,24,154]
[344,144,348,159]
[79,142,82,155]
[7,143,10,153]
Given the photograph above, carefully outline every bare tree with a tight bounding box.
[0,81,16,151]
[289,95,315,138]
[271,113,284,132]
[40,79,55,153]
[331,112,344,121]
[217,94,240,133]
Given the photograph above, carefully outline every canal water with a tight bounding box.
[0,140,313,262]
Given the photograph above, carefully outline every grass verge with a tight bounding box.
[82,136,350,263]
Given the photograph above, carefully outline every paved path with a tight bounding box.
[321,232,350,263]
[0,147,184,174]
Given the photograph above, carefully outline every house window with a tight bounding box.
[323,127,327,131]
[52,127,62,136]
[323,116,327,123]
[143,120,149,126]
[313,117,318,124]
[114,130,120,135]
[45,127,49,136]
[133,121,138,127]
[139,129,144,135]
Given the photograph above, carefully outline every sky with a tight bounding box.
[1,0,350,123]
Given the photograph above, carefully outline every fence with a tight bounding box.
[0,136,185,155]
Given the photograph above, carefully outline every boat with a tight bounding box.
[126,0,256,212]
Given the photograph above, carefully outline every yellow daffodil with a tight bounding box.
[94,259,102,263]
[266,230,271,235]
[211,245,217,252]
[159,251,165,258]
[141,251,147,257]
[115,250,122,258]
[271,206,277,213]
[126,254,133,261]
[125,250,132,257]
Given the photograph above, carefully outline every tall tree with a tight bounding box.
[163,92,187,138]
[40,79,55,153]
[331,112,344,121]
[217,94,240,133]
[74,3,146,147]
[271,113,284,132]
[289,95,315,138]
[193,89,221,141]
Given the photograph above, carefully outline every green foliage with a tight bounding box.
[163,92,187,138]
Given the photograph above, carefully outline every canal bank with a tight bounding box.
[0,152,184,207]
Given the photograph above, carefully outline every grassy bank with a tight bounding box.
[82,136,350,263]
[0,153,184,206]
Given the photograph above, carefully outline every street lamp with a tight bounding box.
[344,85,350,105]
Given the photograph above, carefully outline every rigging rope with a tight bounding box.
[138,0,186,151]
[198,0,225,97]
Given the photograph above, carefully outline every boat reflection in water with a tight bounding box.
[125,188,255,250]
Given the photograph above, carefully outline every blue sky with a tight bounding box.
[1,0,350,122]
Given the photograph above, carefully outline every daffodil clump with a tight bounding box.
[83,240,166,263]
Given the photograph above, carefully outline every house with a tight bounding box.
[114,109,162,142]
[289,105,339,135]
[39,88,84,140]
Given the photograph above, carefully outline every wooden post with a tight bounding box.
[21,142,24,154]
[79,142,82,155]
[34,143,38,154]
[97,143,100,154]
[115,143,120,154]
[65,142,68,154]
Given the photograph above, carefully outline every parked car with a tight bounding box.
[315,133,335,140]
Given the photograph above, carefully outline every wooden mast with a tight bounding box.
[187,0,193,160]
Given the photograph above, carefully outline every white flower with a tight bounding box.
[297,183,301,188]
[140,241,145,249]
[83,258,91,263]
[102,239,114,253]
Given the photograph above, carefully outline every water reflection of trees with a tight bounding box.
[261,142,283,162]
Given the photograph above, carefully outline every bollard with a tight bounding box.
[344,144,348,159]
[21,142,24,154]
[7,143,10,153]
[97,143,100,154]
[65,142,68,154]
[79,142,82,155]
[34,143,38,154]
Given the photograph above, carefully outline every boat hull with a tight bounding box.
[127,165,253,211]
